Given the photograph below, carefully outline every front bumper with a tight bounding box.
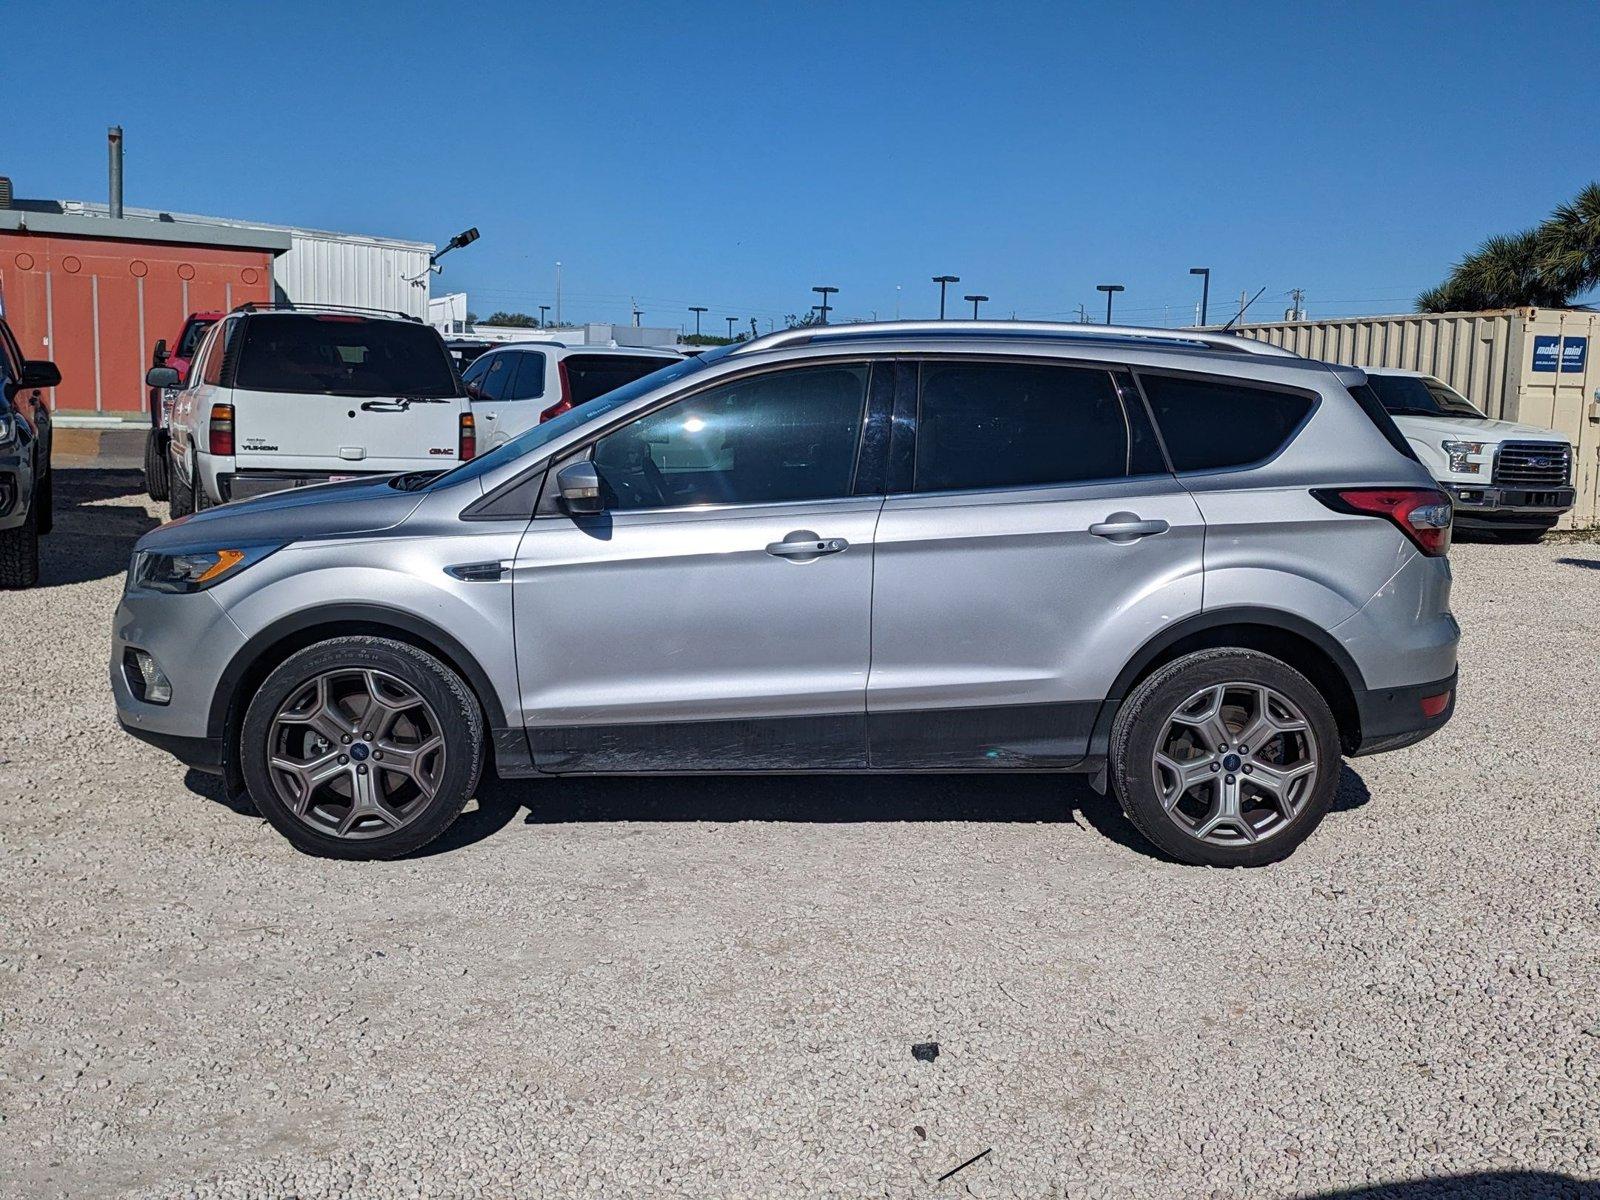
[1350,668,1458,756]
[0,455,33,530]
[1444,483,1574,527]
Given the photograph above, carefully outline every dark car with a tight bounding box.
[0,315,61,588]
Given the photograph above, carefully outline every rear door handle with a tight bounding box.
[766,530,848,560]
[1088,512,1169,542]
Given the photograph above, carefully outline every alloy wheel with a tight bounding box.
[1150,682,1318,846]
[265,668,447,840]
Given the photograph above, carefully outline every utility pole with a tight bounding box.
[1189,267,1211,327]
[1287,288,1306,321]
[632,302,643,327]
[812,285,838,324]
[689,306,708,336]
[1237,291,1248,325]
[964,293,988,319]
[1074,304,1088,323]
[1097,283,1125,324]
[750,318,759,338]
[932,275,960,318]
[555,261,563,326]
[726,316,737,339]
[538,305,550,327]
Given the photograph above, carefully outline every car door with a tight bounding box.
[510,358,889,771]
[466,351,514,447]
[866,357,1205,768]
[488,349,551,444]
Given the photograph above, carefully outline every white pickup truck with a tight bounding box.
[1363,367,1575,542]
[149,306,473,514]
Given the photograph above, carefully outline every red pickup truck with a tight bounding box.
[144,311,222,501]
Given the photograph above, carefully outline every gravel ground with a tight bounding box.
[2,470,1597,1199]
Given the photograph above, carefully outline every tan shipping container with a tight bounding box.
[1234,308,1600,529]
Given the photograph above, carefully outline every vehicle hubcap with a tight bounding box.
[266,669,446,840]
[1151,682,1317,846]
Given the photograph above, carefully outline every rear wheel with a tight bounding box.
[0,502,40,588]
[144,430,170,502]
[1110,649,1341,867]
[240,637,484,859]
[167,449,193,518]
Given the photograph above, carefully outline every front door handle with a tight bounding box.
[766,530,849,560]
[1088,512,1170,543]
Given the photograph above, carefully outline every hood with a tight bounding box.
[1390,412,1571,444]
[136,476,428,554]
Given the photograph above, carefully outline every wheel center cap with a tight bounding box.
[349,742,370,762]
[1222,752,1242,772]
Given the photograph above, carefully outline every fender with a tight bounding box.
[206,601,510,742]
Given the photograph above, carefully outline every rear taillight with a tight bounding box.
[209,403,235,456]
[459,412,476,460]
[539,360,577,424]
[1313,487,1453,557]
[537,398,572,423]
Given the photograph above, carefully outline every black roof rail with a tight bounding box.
[230,301,422,323]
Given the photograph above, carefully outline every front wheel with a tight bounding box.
[239,637,484,859]
[1110,649,1341,867]
[0,503,40,588]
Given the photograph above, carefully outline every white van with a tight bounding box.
[151,306,473,514]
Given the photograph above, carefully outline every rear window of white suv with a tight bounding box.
[233,315,459,398]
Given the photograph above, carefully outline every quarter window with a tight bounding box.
[1139,374,1314,473]
[590,363,870,511]
[913,362,1131,493]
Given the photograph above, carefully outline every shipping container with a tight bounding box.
[1235,308,1600,528]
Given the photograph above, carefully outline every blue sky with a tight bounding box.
[7,1,1598,330]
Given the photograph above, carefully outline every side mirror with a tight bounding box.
[20,360,61,390]
[152,338,169,365]
[145,365,181,389]
[556,461,605,515]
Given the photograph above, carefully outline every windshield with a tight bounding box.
[1366,374,1484,419]
[416,346,731,490]
[234,315,460,398]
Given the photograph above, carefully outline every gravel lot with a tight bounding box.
[2,470,1598,1199]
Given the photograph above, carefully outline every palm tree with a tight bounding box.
[1417,182,1600,312]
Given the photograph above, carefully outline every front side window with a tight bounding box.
[590,363,870,511]
[1140,374,1314,473]
[459,355,492,395]
[478,353,515,402]
[232,315,459,398]
[913,361,1131,493]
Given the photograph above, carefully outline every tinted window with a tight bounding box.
[914,362,1130,492]
[1365,373,1483,418]
[459,356,491,394]
[1139,374,1313,472]
[591,363,869,511]
[198,321,235,387]
[506,351,548,400]
[566,355,678,406]
[478,353,515,402]
[1347,383,1422,463]
[233,315,458,398]
[176,318,215,360]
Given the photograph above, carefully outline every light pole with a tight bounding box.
[689,306,708,336]
[812,285,838,324]
[1189,267,1210,326]
[555,261,563,326]
[1097,283,1125,324]
[964,293,988,319]
[632,306,643,327]
[932,275,960,318]
[895,284,902,319]
[538,305,550,327]
[726,316,737,339]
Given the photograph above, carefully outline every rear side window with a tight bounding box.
[506,351,547,400]
[565,355,675,406]
[233,315,458,398]
[1346,382,1422,463]
[1139,374,1313,472]
[913,362,1130,492]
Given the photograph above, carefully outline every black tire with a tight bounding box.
[144,430,170,502]
[192,468,211,512]
[240,637,484,860]
[0,501,40,589]
[35,467,53,536]
[1109,648,1341,867]
[167,450,194,518]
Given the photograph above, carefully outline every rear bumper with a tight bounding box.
[1445,483,1574,527]
[219,469,393,502]
[1349,668,1458,756]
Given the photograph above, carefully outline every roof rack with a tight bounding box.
[728,319,1301,359]
[231,301,421,323]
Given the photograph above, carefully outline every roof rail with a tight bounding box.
[231,301,421,323]
[729,319,1301,359]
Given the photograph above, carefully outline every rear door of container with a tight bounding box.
[229,314,466,474]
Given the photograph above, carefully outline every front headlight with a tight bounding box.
[0,412,15,447]
[1441,439,1486,474]
[130,544,280,593]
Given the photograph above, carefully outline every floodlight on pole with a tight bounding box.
[1189,267,1211,326]
[964,293,988,319]
[688,306,708,336]
[1096,283,1125,324]
[812,285,838,324]
[932,275,960,318]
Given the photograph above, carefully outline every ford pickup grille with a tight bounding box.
[1494,441,1571,487]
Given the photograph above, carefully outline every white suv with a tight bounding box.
[148,306,473,514]
[459,342,681,448]
[1362,367,1575,542]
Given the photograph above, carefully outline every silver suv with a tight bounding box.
[111,322,1460,867]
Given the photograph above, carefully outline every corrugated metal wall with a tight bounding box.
[1235,308,1600,528]
[274,232,432,320]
